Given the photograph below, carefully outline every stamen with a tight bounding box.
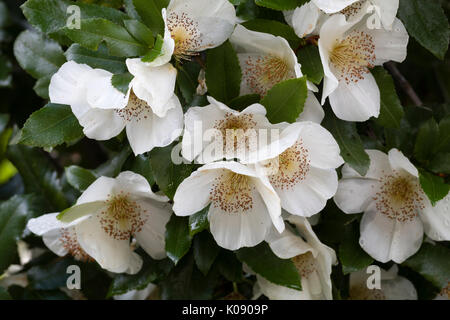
[210,171,254,213]
[268,140,310,190]
[116,91,150,122]
[292,251,316,278]
[167,12,201,60]
[329,30,375,84]
[60,228,91,261]
[100,191,147,240]
[243,54,294,96]
[373,171,425,222]
[340,1,365,19]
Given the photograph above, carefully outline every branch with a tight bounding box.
[384,61,423,107]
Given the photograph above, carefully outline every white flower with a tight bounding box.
[152,0,236,63]
[334,149,450,263]
[173,161,283,250]
[27,172,172,274]
[254,216,336,300]
[319,14,408,121]
[181,96,300,164]
[49,61,183,155]
[256,121,344,217]
[229,24,323,123]
[349,265,417,300]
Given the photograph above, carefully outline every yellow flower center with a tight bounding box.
[167,12,201,61]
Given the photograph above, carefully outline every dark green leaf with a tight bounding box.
[228,94,261,111]
[33,76,51,99]
[217,250,243,282]
[28,258,75,290]
[123,19,154,46]
[127,154,155,186]
[236,242,302,290]
[418,169,450,205]
[130,0,168,35]
[141,34,164,63]
[193,231,220,275]
[165,215,192,265]
[414,118,439,162]
[255,0,307,11]
[242,19,300,47]
[0,287,11,300]
[371,67,404,128]
[261,77,307,123]
[429,152,450,174]
[297,45,324,85]
[188,206,209,237]
[323,113,370,176]
[339,222,373,275]
[19,104,83,148]
[206,40,242,103]
[434,116,450,153]
[65,165,97,192]
[111,72,133,95]
[93,146,132,177]
[176,60,202,105]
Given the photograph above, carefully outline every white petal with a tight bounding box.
[360,202,424,263]
[27,212,68,236]
[296,91,324,124]
[420,194,450,241]
[76,214,143,274]
[126,60,177,117]
[335,178,377,213]
[253,176,284,233]
[126,95,183,155]
[388,148,418,177]
[329,72,380,122]
[312,0,359,13]
[371,0,399,30]
[382,274,418,300]
[86,68,129,109]
[78,108,125,141]
[77,176,117,204]
[291,2,321,38]
[115,171,168,202]
[342,149,391,180]
[256,275,311,300]
[42,228,69,257]
[266,227,313,259]
[145,8,175,67]
[134,201,172,259]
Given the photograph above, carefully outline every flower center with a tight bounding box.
[167,12,201,60]
[329,31,375,83]
[340,1,365,19]
[292,251,316,279]
[116,91,150,122]
[100,192,147,240]
[60,228,91,262]
[244,54,294,96]
[373,171,425,222]
[267,140,310,190]
[210,171,254,213]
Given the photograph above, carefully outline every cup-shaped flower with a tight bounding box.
[49,61,183,155]
[334,149,450,263]
[349,265,417,300]
[173,161,283,250]
[230,25,324,123]
[254,216,336,300]
[181,96,300,164]
[318,14,408,121]
[256,121,344,217]
[27,172,172,274]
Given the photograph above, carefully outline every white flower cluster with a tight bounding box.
[26,0,449,300]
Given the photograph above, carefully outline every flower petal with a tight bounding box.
[388,148,418,177]
[296,91,324,124]
[78,108,126,141]
[420,194,450,241]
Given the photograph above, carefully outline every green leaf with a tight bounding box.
[123,19,154,46]
[0,195,45,273]
[126,154,155,186]
[63,18,149,57]
[21,0,127,34]
[371,67,404,129]
[206,40,242,103]
[193,231,220,276]
[323,113,370,176]
[165,215,192,265]
[414,118,439,162]
[33,76,51,99]
[6,145,68,211]
[297,45,324,85]
[19,104,84,148]
[141,34,164,63]
[255,0,307,11]
[149,143,195,199]
[228,94,261,111]
[217,250,243,282]
[398,0,450,60]
[93,146,132,177]
[260,77,307,124]
[0,54,12,88]
[434,116,450,153]
[176,60,202,105]
[111,72,133,95]
[65,165,97,192]
[65,43,127,74]
[13,30,66,80]
[339,222,373,275]
[236,242,302,290]
[418,169,450,206]
[28,258,75,290]
[403,242,450,289]
[129,0,168,35]
[429,152,450,174]
[242,19,300,47]
[188,206,209,237]
[107,256,173,297]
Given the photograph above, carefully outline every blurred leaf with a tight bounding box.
[206,40,242,104]
[398,0,449,60]
[429,152,450,174]
[236,242,302,290]
[193,231,220,276]
[19,104,83,148]
[28,258,75,290]
[217,250,243,282]
[414,118,439,162]
[418,169,450,205]
[323,112,370,176]
[0,287,11,300]
[261,77,307,123]
[165,215,192,265]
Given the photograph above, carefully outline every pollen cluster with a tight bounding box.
[269,140,310,190]
[100,191,147,240]
[329,31,375,83]
[210,171,255,213]
[292,251,316,278]
[340,1,364,20]
[60,228,91,261]
[167,12,201,60]
[243,54,294,96]
[116,91,150,122]
[373,171,425,222]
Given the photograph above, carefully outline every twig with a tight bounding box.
[384,61,423,106]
